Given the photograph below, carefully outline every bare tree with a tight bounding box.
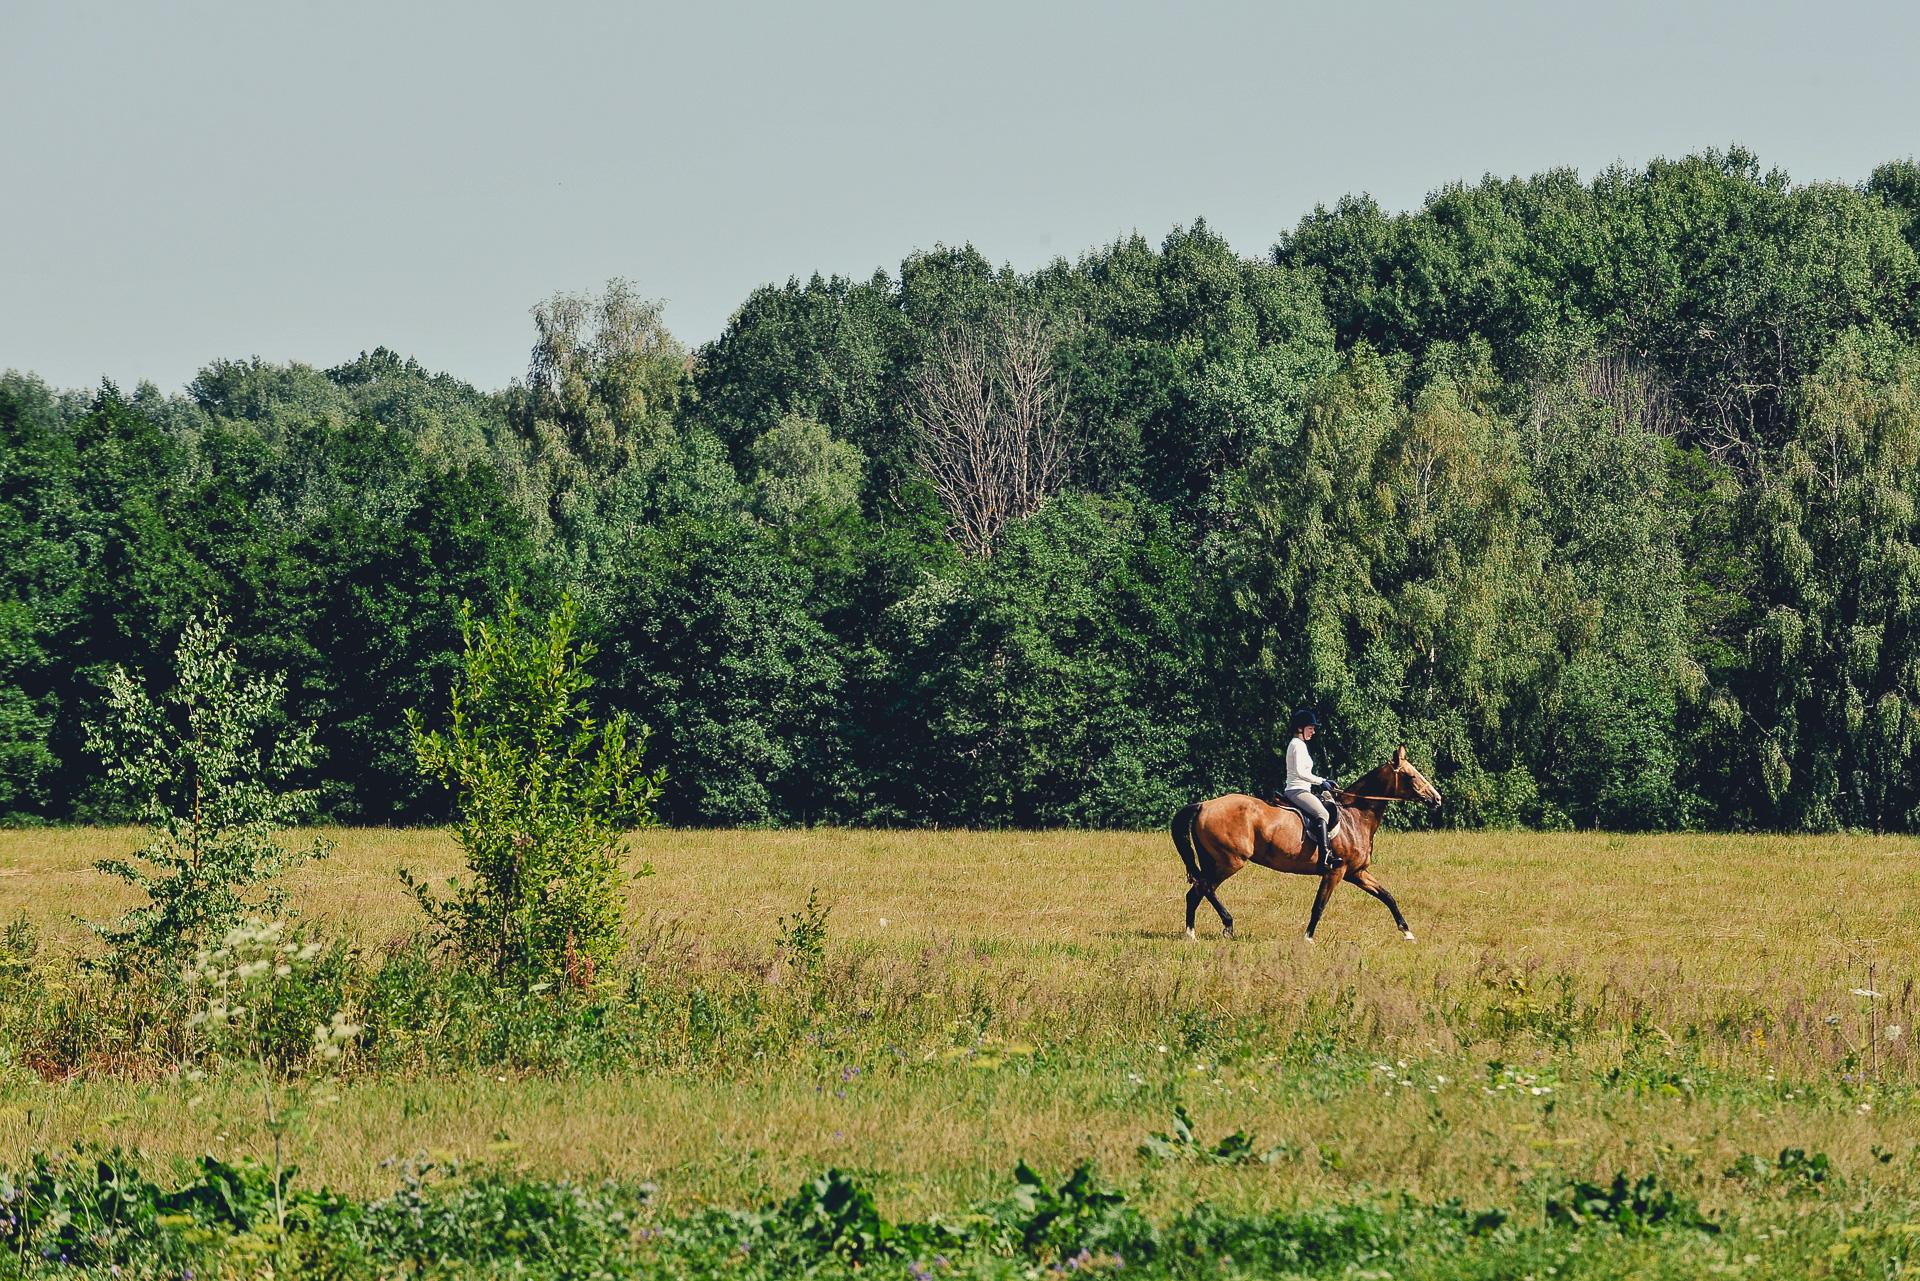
[1581,352,1689,442]
[911,308,1076,557]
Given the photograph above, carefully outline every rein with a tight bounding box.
[1330,790,1413,805]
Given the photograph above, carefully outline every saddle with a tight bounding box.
[1269,791,1340,837]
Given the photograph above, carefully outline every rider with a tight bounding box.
[1283,708,1342,872]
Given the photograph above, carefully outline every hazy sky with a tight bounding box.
[4,0,1916,394]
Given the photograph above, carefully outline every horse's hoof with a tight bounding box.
[1223,927,1234,940]
[1185,927,1195,942]
[1401,930,1417,943]
[1303,933,1315,945]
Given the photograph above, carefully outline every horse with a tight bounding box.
[1170,747,1442,943]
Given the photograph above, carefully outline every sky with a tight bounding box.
[3,0,1917,395]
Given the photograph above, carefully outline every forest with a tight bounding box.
[5,146,1920,833]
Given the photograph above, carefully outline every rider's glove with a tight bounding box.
[1321,778,1340,794]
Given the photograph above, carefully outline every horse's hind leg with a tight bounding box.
[1304,869,1344,942]
[1185,885,1205,941]
[1348,868,1415,942]
[1202,885,1234,939]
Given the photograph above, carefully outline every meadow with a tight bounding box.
[2,825,1918,1277]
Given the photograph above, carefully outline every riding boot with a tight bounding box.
[1317,824,1343,872]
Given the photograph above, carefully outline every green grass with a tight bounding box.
[2,826,1918,1275]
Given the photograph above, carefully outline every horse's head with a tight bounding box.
[1389,746,1443,812]
[1352,746,1443,812]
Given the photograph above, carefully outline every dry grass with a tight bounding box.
[7,825,1912,972]
[2,826,1918,1214]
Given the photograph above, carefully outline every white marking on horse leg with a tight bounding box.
[1303,933,1315,945]
[1185,927,1195,942]
[1401,930,1417,943]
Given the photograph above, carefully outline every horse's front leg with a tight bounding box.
[1349,867,1415,942]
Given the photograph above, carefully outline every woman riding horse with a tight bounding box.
[1172,746,1442,943]
[1281,707,1340,872]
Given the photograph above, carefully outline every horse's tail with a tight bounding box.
[1171,801,1206,886]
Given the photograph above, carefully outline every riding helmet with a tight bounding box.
[1291,707,1319,732]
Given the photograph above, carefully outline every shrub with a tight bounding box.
[407,593,665,981]
[1137,1104,1287,1166]
[183,918,361,1234]
[1545,1171,1718,1235]
[83,609,329,976]
[775,887,831,979]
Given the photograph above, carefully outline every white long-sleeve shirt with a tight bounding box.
[1284,736,1327,793]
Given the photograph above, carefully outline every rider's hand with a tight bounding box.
[1322,779,1340,794]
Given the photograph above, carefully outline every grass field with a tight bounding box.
[3,826,1919,1276]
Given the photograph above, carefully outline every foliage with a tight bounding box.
[874,494,1205,826]
[182,917,359,1234]
[746,413,866,526]
[774,887,830,979]
[1545,1171,1719,1235]
[82,610,328,974]
[21,1144,1920,1281]
[408,593,663,980]
[1137,1104,1285,1166]
[1725,1146,1833,1193]
[593,514,845,825]
[13,150,1920,831]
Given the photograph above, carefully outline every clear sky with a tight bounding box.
[4,0,1916,394]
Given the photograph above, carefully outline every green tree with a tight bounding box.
[0,374,82,817]
[596,518,845,825]
[407,594,664,979]
[747,414,866,526]
[1230,346,1557,816]
[1721,328,1920,829]
[1867,159,1920,256]
[871,494,1205,826]
[84,609,328,974]
[272,453,544,820]
[1037,222,1335,509]
[695,270,908,494]
[504,280,692,545]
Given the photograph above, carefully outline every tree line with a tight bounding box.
[6,147,1920,831]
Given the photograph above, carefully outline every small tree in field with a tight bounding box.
[406,593,663,981]
[85,609,328,976]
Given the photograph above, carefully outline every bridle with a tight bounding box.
[1329,783,1429,806]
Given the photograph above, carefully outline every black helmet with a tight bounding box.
[1291,707,1319,733]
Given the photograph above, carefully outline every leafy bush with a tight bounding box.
[359,1165,649,1274]
[407,592,664,981]
[0,1150,358,1275]
[83,609,329,975]
[1545,1171,1718,1235]
[1165,1200,1394,1274]
[1724,1146,1832,1193]
[1137,1104,1287,1166]
[8,1149,1908,1280]
[775,887,831,979]
[778,1168,916,1264]
[182,918,360,1233]
[987,1161,1151,1260]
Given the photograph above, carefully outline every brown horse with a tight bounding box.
[1170,747,1442,943]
